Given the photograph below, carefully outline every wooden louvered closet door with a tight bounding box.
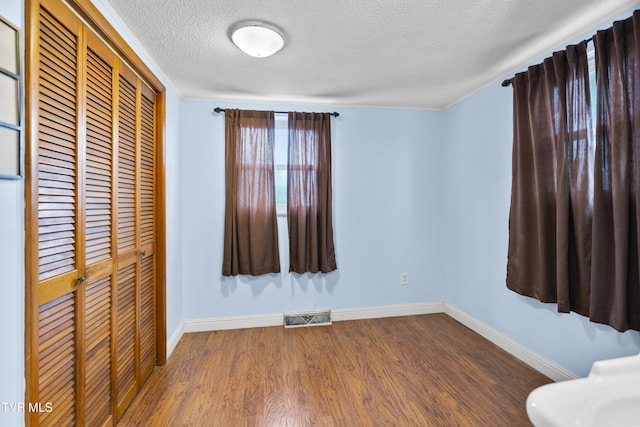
[114,62,157,417]
[26,0,159,425]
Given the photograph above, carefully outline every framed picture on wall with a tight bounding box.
[0,15,22,179]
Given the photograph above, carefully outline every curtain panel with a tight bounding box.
[506,42,594,316]
[508,9,640,332]
[222,109,280,276]
[590,11,640,331]
[287,112,337,273]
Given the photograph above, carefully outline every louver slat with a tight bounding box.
[116,263,137,404]
[38,293,76,426]
[85,276,112,426]
[139,87,156,379]
[139,255,155,378]
[80,33,117,424]
[140,90,155,246]
[37,8,77,282]
[85,45,113,264]
[117,76,136,252]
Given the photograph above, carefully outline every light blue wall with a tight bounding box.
[0,2,24,426]
[163,87,183,341]
[179,101,444,320]
[440,7,640,375]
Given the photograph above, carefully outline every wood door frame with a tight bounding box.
[24,0,167,422]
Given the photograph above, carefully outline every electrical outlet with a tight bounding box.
[400,272,409,285]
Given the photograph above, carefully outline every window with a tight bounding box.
[507,8,640,332]
[586,42,596,208]
[506,40,593,317]
[222,110,281,276]
[223,109,336,274]
[274,113,288,215]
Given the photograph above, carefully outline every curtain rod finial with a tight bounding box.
[213,107,224,113]
[502,79,513,87]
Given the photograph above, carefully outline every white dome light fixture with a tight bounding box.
[229,21,285,58]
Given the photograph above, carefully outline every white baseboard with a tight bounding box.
[183,302,444,333]
[177,301,574,382]
[443,303,577,382]
[167,321,184,358]
[183,312,283,333]
[332,302,445,321]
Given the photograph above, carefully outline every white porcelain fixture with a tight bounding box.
[229,21,285,58]
[527,354,640,427]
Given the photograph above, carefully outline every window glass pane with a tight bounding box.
[0,21,18,75]
[587,42,596,142]
[0,126,19,176]
[275,166,287,206]
[0,73,19,125]
[587,42,596,208]
[274,115,287,210]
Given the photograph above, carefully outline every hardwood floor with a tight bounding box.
[117,314,551,426]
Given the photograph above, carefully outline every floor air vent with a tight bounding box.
[284,310,332,328]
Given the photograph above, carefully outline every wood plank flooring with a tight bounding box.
[117,314,551,426]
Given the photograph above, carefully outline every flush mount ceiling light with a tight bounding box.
[229,21,285,58]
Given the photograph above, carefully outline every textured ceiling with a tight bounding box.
[101,0,639,110]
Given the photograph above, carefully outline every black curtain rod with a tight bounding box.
[502,36,594,87]
[213,107,339,117]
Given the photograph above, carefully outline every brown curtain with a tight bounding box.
[590,11,640,331]
[506,42,593,315]
[287,112,337,273]
[222,109,280,276]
